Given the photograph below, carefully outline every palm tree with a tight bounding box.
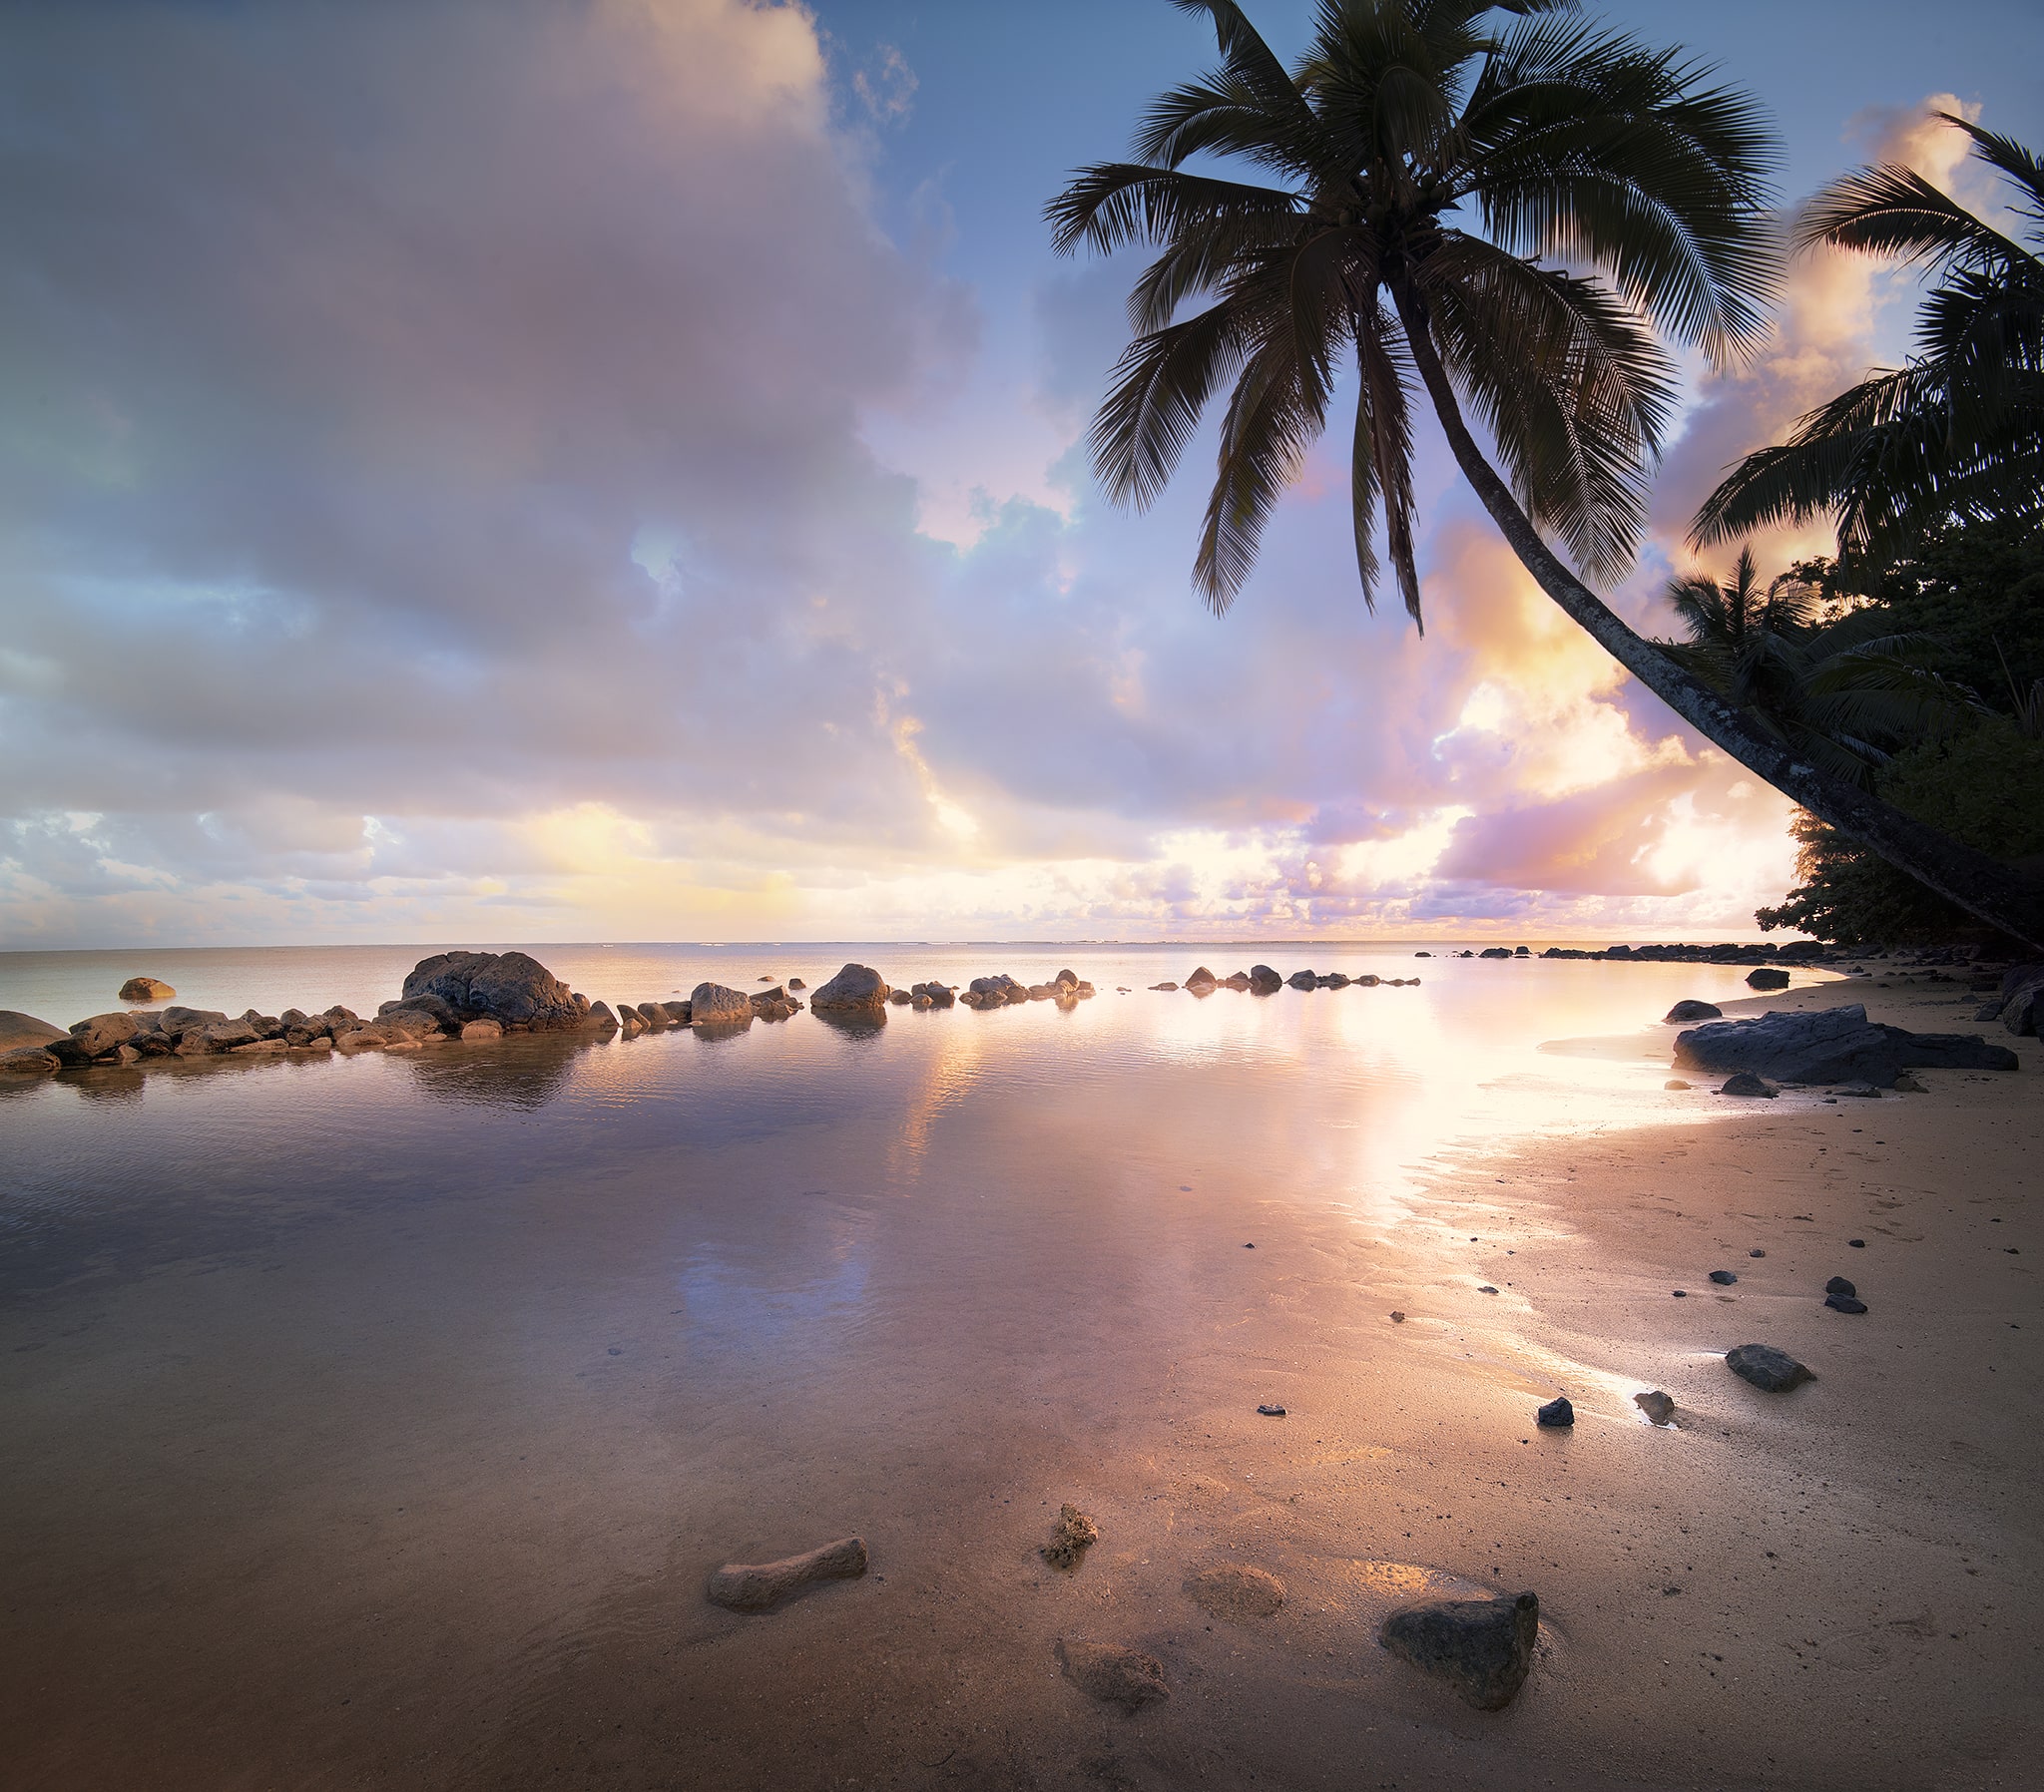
[1693,118,2044,558]
[1660,547,1981,785]
[1047,0,2044,949]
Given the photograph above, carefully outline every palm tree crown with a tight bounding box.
[1047,0,1776,625]
[1693,118,2044,557]
[1659,549,1979,787]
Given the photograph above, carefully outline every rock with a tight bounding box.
[786,977,805,990]
[1379,1590,1539,1710]
[889,989,914,1005]
[1717,1071,1776,1097]
[1725,1343,1811,1392]
[156,1006,226,1039]
[1286,970,1317,990]
[1185,1564,1283,1621]
[1027,984,1055,1000]
[118,977,176,1002]
[0,1011,67,1054]
[633,1002,671,1029]
[1891,1072,1927,1093]
[460,1019,503,1041]
[66,1012,142,1058]
[1634,1390,1676,1425]
[705,1536,867,1612]
[1664,1078,1692,1090]
[1676,1003,2018,1088]
[1246,965,1281,994]
[1056,1639,1169,1713]
[1836,1082,1882,1098]
[1746,967,1791,990]
[1536,1396,1574,1428]
[1389,1310,1406,1322]
[1185,966,1219,992]
[1321,972,1350,989]
[811,963,889,1013]
[401,950,586,1031]
[1824,1276,1856,1297]
[1041,1503,1099,1571]
[1150,981,1179,992]
[2,1046,61,1074]
[662,1001,693,1023]
[1056,969,1079,988]
[232,1038,288,1055]
[586,1002,618,1029]
[1665,1000,1722,1023]
[689,983,756,1027]
[380,1005,451,1040]
[1256,1403,1286,1417]
[1709,1269,1738,1285]
[1825,1293,1869,1314]
[1996,964,2044,1035]
[331,1024,394,1053]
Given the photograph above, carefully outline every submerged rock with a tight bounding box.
[1634,1390,1676,1425]
[1056,1638,1169,1712]
[1379,1590,1540,1710]
[1041,1503,1099,1572]
[706,1536,867,1612]
[1725,1343,1812,1392]
[1185,1564,1284,1621]
[1664,999,1722,1023]
[1676,1004,2017,1088]
[118,977,176,1002]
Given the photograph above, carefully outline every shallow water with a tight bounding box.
[0,945,1844,1790]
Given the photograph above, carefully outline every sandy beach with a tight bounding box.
[1,962,2035,1791]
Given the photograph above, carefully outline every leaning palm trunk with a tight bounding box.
[1392,279,2044,949]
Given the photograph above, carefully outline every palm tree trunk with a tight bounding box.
[1387,279,2044,955]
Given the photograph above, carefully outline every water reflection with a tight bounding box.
[398,1033,600,1111]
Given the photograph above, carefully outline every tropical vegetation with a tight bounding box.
[1047,0,2044,950]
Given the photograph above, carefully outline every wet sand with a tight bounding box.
[1,967,2036,1789]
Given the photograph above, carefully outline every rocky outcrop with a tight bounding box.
[118,977,175,1002]
[706,1536,867,1612]
[0,1011,67,1054]
[1674,1004,2018,1087]
[1379,1590,1540,1710]
[400,950,590,1031]
[811,963,889,1013]
[689,984,755,1027]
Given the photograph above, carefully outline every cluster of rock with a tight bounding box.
[957,970,1097,1008]
[1157,964,1420,994]
[1524,939,1839,965]
[1673,1003,2020,1089]
[612,982,803,1036]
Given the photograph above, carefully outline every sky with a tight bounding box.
[2,0,2039,948]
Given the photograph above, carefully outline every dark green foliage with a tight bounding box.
[1758,722,2044,943]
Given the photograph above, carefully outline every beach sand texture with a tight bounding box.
[0,967,2035,1789]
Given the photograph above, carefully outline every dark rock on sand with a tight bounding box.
[1665,1000,1722,1023]
[1825,1293,1869,1314]
[1056,1638,1169,1712]
[1185,1564,1284,1621]
[1042,1503,1099,1571]
[0,1011,67,1054]
[1747,967,1791,990]
[705,1536,867,1612]
[1997,964,2044,1036]
[1709,1269,1738,1285]
[1825,1275,1857,1297]
[402,950,587,1031]
[1635,1390,1676,1425]
[1379,1590,1540,1710]
[1248,965,1282,994]
[1726,1344,1812,1392]
[1257,1403,1286,1417]
[689,984,755,1027]
[1718,1072,1778,1097]
[1536,1396,1574,1428]
[811,964,889,1012]
[119,977,175,1002]
[1675,1004,2017,1088]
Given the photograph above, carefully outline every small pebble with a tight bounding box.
[1672,1289,1688,1298]
[1709,1270,1737,1285]
[1257,1403,1286,1417]
[1478,1285,1499,1295]
[1244,1242,1256,1249]
[1536,1396,1574,1428]
[1389,1311,1406,1322]
[1749,1249,1766,1258]
[1848,1239,1865,1248]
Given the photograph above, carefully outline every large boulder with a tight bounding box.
[119,976,176,1002]
[1674,1004,2018,1088]
[1379,1591,1540,1710]
[0,1011,67,1054]
[689,984,756,1027]
[58,1012,142,1062]
[160,1006,228,1039]
[1998,964,2044,1037]
[399,951,585,1031]
[811,963,889,1013]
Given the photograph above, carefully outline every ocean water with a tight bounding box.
[0,941,1843,1789]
